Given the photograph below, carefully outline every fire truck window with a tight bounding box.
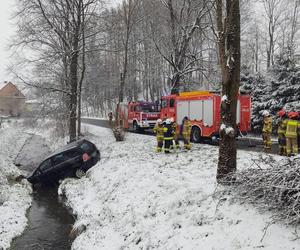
[134,106,141,112]
[140,104,155,112]
[161,100,168,108]
[170,99,175,107]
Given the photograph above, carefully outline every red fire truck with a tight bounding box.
[118,101,160,131]
[160,91,251,142]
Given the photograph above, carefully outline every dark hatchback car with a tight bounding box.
[27,139,100,184]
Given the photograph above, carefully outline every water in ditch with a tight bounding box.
[11,186,74,250]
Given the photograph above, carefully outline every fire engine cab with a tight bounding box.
[160,91,251,142]
[118,101,160,131]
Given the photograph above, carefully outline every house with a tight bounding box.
[0,81,26,116]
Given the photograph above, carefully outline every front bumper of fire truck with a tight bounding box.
[138,120,156,128]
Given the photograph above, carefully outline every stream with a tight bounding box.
[10,134,75,250]
[11,186,74,250]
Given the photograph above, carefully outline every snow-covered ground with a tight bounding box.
[60,124,300,250]
[0,120,32,250]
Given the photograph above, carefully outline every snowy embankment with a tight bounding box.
[0,121,32,249]
[60,124,300,250]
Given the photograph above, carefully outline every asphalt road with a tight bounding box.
[81,118,279,154]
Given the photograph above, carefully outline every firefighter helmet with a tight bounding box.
[288,111,299,119]
[277,109,286,117]
[157,119,162,124]
[262,110,270,116]
[170,117,174,123]
[165,119,172,124]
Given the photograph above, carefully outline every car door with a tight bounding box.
[60,150,82,178]
[51,153,69,180]
[37,159,53,182]
[53,150,82,178]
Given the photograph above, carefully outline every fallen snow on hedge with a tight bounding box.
[60,124,300,250]
[0,123,32,250]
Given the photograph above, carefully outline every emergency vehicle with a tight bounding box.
[160,91,251,142]
[118,101,160,131]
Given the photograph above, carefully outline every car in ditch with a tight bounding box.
[27,139,100,184]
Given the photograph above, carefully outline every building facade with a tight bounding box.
[0,82,26,116]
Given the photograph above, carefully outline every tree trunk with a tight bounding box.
[216,0,240,182]
[77,1,85,138]
[255,27,259,72]
[69,20,80,142]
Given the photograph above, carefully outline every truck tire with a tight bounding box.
[133,121,139,132]
[191,127,201,143]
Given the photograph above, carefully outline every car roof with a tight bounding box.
[45,139,89,159]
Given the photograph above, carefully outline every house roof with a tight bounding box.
[0,82,25,98]
[0,83,6,90]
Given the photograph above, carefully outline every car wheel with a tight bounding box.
[75,168,86,178]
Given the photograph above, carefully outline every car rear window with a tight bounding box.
[80,142,94,153]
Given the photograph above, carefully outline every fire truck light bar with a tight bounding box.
[179,91,212,97]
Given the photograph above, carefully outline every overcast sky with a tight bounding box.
[0,0,16,82]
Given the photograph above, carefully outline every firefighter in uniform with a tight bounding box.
[277,109,287,155]
[170,117,180,149]
[181,116,192,150]
[298,112,300,153]
[153,119,164,152]
[108,111,113,126]
[262,111,272,151]
[163,119,174,153]
[285,111,300,156]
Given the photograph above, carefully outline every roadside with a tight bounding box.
[0,120,33,250]
[81,117,280,154]
[60,124,300,250]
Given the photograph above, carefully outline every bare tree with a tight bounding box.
[286,0,300,59]
[152,0,211,94]
[117,0,139,103]
[261,0,283,69]
[12,0,102,141]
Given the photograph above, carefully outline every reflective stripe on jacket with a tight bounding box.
[153,124,164,139]
[172,122,180,134]
[163,124,174,140]
[262,116,272,133]
[285,119,298,138]
[277,119,287,135]
[182,120,191,136]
